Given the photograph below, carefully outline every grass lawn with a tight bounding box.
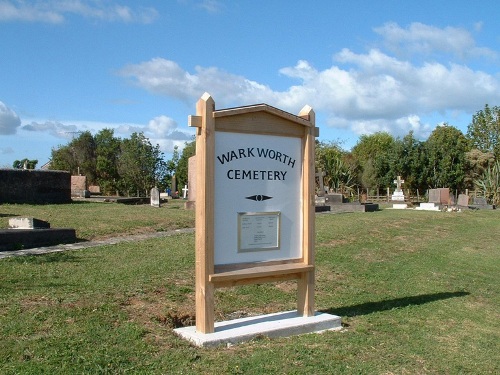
[1,202,499,374]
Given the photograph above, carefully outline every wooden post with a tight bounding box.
[194,93,215,334]
[298,105,315,317]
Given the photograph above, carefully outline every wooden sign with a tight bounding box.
[189,93,317,333]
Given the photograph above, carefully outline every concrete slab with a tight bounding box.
[415,203,440,211]
[174,310,341,347]
[392,203,408,209]
[9,217,50,229]
[0,228,76,251]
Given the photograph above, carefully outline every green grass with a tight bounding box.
[1,204,499,374]
[0,200,194,240]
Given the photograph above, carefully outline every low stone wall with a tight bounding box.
[0,169,71,204]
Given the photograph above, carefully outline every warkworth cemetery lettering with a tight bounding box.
[217,147,296,181]
[214,133,301,265]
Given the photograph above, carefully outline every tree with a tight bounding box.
[95,129,121,195]
[464,149,495,189]
[467,104,500,159]
[175,139,196,189]
[474,160,500,206]
[424,124,470,191]
[351,132,396,190]
[391,132,427,192]
[50,131,96,181]
[13,158,38,169]
[117,132,167,196]
[315,141,356,195]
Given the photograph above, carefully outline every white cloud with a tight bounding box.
[21,121,79,138]
[0,1,159,24]
[21,117,192,155]
[198,0,223,13]
[0,101,21,135]
[374,22,498,60]
[119,22,500,140]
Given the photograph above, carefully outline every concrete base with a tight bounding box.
[0,228,77,251]
[316,203,379,214]
[174,310,341,347]
[392,203,408,209]
[415,203,440,211]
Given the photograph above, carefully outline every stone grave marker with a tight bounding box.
[470,196,494,209]
[150,187,160,207]
[315,169,327,196]
[457,194,469,208]
[429,188,450,205]
[391,176,405,201]
[182,185,188,199]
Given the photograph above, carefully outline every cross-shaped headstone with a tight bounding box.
[315,169,327,196]
[182,185,188,199]
[393,176,404,191]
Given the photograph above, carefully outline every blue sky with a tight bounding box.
[1,0,499,168]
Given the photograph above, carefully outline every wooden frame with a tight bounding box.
[189,93,317,333]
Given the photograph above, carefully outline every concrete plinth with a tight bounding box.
[174,310,341,347]
[0,228,77,251]
[415,203,440,211]
[392,203,408,209]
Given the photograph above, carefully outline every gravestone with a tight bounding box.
[391,176,405,201]
[457,194,469,208]
[325,193,343,205]
[88,185,101,195]
[315,169,327,196]
[71,175,87,197]
[171,175,177,197]
[469,196,495,210]
[150,187,160,207]
[428,188,450,205]
[182,185,188,199]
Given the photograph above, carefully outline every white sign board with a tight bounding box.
[214,132,302,265]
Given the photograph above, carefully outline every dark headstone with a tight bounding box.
[325,194,344,205]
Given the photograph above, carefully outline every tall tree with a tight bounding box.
[117,132,166,196]
[424,124,470,191]
[467,104,500,159]
[391,132,427,192]
[351,132,395,189]
[50,131,96,181]
[95,129,121,195]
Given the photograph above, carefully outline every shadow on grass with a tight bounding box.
[321,291,470,317]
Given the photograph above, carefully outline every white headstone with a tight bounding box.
[391,175,405,201]
[150,187,160,207]
[182,185,188,199]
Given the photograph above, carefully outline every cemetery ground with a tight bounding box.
[1,203,499,374]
